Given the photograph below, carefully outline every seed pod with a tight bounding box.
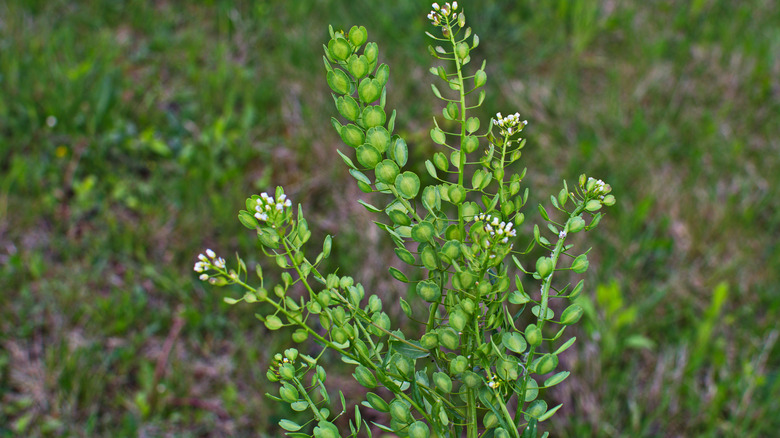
[448,184,466,204]
[411,221,435,242]
[408,421,430,438]
[460,298,475,314]
[474,69,487,88]
[366,392,388,412]
[313,420,340,438]
[441,240,461,262]
[449,309,468,332]
[417,280,441,302]
[603,194,616,206]
[358,77,382,103]
[362,105,386,128]
[364,42,378,64]
[421,332,438,349]
[395,355,414,380]
[340,124,365,148]
[353,365,377,388]
[568,215,586,233]
[395,171,421,199]
[483,411,498,429]
[536,256,553,278]
[462,371,481,388]
[456,42,469,59]
[571,254,589,273]
[328,38,351,61]
[326,68,351,95]
[535,353,558,375]
[433,151,449,170]
[389,399,412,423]
[356,144,381,169]
[365,126,391,153]
[450,355,468,374]
[347,54,370,78]
[278,363,295,380]
[279,383,299,403]
[494,428,511,438]
[502,331,527,354]
[292,329,308,343]
[525,324,542,346]
[433,372,453,393]
[462,135,479,153]
[439,328,460,350]
[348,25,367,46]
[375,159,400,184]
[560,304,584,325]
[264,315,283,331]
[585,199,602,211]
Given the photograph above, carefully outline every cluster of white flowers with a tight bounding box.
[193,249,226,281]
[475,213,517,244]
[494,112,528,136]
[427,2,458,26]
[254,192,292,222]
[587,177,611,198]
[487,375,500,389]
[559,230,567,239]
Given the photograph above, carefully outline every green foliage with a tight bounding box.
[198,3,618,437]
[3,0,779,437]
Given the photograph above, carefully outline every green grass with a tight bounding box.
[1,0,778,436]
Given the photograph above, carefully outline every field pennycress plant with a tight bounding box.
[195,3,615,437]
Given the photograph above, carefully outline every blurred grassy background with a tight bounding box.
[1,0,778,436]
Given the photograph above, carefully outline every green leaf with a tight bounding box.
[349,169,371,185]
[554,336,577,355]
[538,403,562,422]
[337,148,357,169]
[279,419,302,432]
[358,199,382,213]
[544,372,569,388]
[389,267,408,282]
[431,83,443,99]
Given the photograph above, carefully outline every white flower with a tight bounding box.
[432,2,440,10]
[255,212,268,221]
[206,249,216,258]
[214,257,226,269]
[452,2,458,10]
[198,254,208,262]
[199,274,209,281]
[284,199,292,207]
[559,230,567,239]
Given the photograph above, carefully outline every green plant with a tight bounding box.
[196,3,615,437]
